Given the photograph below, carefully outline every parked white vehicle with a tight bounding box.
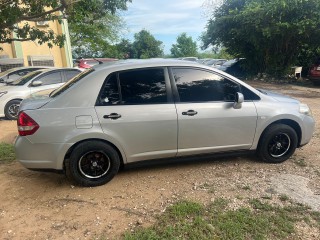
[0,68,81,119]
[15,59,315,187]
[0,66,53,87]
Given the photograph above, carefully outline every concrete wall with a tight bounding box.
[0,19,72,67]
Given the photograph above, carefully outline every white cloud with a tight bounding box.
[123,0,207,35]
[122,0,208,53]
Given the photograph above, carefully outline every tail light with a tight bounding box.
[17,112,39,136]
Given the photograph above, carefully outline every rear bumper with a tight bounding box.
[15,136,72,170]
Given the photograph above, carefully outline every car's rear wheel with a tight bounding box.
[65,141,120,187]
[4,99,21,120]
[257,124,298,163]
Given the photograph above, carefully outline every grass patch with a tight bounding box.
[0,143,15,163]
[241,185,251,191]
[293,158,307,167]
[124,198,320,240]
[279,194,289,202]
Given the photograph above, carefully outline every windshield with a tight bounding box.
[0,68,18,78]
[8,70,43,86]
[50,68,94,97]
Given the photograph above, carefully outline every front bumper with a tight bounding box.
[300,115,316,146]
[0,99,6,117]
[15,136,72,170]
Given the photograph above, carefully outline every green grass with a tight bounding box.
[293,157,307,167]
[124,198,320,240]
[0,143,15,163]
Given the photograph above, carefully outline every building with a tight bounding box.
[0,19,73,72]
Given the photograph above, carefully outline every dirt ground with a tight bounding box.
[0,80,320,240]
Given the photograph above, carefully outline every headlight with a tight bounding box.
[299,103,313,116]
[0,91,7,97]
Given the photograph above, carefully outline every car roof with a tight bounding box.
[93,59,204,72]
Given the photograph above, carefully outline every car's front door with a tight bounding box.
[29,70,63,94]
[170,67,258,157]
[95,67,178,163]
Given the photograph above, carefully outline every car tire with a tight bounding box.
[257,124,298,163]
[65,141,120,187]
[4,99,21,120]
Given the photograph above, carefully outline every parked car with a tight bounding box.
[205,59,227,67]
[15,59,315,187]
[218,58,247,78]
[0,66,52,86]
[179,57,198,62]
[0,68,81,119]
[74,58,118,69]
[308,57,320,85]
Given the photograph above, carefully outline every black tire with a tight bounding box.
[257,124,298,163]
[4,99,21,120]
[65,141,120,187]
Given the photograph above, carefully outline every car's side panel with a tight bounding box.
[249,101,311,150]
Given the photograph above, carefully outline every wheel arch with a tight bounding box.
[258,119,302,148]
[63,138,125,171]
[4,98,23,106]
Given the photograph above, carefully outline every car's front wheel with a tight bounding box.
[4,99,21,120]
[65,141,120,187]
[258,124,298,163]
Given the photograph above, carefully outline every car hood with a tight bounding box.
[257,89,300,103]
[19,97,52,112]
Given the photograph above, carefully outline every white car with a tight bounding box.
[0,68,81,119]
[14,59,315,187]
[0,66,53,87]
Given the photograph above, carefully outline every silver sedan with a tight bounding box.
[15,59,315,187]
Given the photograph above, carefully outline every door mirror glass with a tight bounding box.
[31,80,43,87]
[234,92,244,109]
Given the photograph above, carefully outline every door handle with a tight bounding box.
[182,110,198,116]
[103,113,121,119]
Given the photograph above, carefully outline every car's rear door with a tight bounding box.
[170,67,258,157]
[95,67,178,163]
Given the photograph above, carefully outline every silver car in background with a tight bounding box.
[15,59,315,187]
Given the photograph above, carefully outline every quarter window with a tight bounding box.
[172,68,240,102]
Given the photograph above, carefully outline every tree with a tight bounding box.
[171,33,197,57]
[0,0,131,50]
[201,0,320,75]
[132,30,163,59]
[70,13,125,58]
[115,38,134,59]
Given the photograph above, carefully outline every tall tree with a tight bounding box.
[132,30,163,59]
[0,0,131,50]
[202,0,320,75]
[70,13,125,58]
[171,33,197,57]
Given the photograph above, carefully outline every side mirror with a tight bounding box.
[31,80,43,87]
[233,92,244,109]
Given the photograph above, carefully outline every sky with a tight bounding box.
[122,0,210,54]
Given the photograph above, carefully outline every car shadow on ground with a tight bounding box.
[5,151,259,188]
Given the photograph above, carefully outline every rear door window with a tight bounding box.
[37,71,62,85]
[97,68,168,105]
